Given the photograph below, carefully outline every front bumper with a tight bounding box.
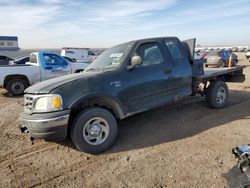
[20,110,70,141]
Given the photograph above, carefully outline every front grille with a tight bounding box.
[24,94,35,114]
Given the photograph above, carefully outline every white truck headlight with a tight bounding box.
[34,94,63,112]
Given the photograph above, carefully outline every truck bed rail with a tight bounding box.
[193,65,245,82]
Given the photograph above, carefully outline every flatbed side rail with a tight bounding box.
[193,65,246,82]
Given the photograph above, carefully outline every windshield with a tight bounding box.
[85,42,133,71]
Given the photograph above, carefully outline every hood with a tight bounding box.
[25,72,98,94]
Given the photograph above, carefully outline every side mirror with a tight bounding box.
[127,55,142,70]
[131,55,142,66]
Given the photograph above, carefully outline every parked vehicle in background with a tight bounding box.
[232,47,238,52]
[205,50,237,67]
[246,49,250,59]
[9,56,30,65]
[239,47,246,52]
[194,52,201,59]
[0,51,89,96]
[61,47,98,63]
[62,56,77,62]
[20,37,245,154]
[226,50,238,64]
[199,51,207,59]
[0,55,13,65]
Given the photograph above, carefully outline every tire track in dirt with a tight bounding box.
[26,155,102,188]
[20,98,250,187]
[0,144,57,165]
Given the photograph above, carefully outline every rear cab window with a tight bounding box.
[164,39,183,60]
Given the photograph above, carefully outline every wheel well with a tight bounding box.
[70,96,124,119]
[67,96,125,131]
[4,75,30,88]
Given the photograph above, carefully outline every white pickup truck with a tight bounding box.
[0,52,89,96]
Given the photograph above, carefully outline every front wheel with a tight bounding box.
[6,78,27,96]
[70,107,117,154]
[206,80,228,109]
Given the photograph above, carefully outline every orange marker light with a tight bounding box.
[53,96,61,108]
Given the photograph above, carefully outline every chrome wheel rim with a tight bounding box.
[11,82,24,94]
[83,117,109,145]
[216,87,226,104]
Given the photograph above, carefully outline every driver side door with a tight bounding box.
[122,42,174,114]
[41,53,71,81]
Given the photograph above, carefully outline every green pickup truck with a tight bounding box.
[20,37,245,154]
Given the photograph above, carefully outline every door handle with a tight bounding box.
[164,69,172,74]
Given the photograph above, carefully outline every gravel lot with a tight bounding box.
[0,53,249,188]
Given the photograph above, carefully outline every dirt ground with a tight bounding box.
[0,53,250,188]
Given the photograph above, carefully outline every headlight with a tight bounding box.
[33,94,63,112]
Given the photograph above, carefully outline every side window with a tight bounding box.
[88,51,95,56]
[43,54,63,66]
[164,40,183,60]
[134,43,164,66]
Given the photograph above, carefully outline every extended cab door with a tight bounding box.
[162,38,193,98]
[123,41,176,113]
[40,53,71,81]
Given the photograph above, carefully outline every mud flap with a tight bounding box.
[225,69,245,83]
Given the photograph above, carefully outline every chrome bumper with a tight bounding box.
[20,110,70,140]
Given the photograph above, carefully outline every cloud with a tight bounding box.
[88,0,176,18]
[0,2,60,31]
[0,0,249,48]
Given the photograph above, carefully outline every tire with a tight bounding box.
[6,78,28,96]
[71,107,118,154]
[206,80,228,109]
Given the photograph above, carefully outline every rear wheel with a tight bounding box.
[206,80,228,109]
[70,107,117,154]
[6,78,28,96]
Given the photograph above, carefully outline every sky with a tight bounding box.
[0,0,250,48]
